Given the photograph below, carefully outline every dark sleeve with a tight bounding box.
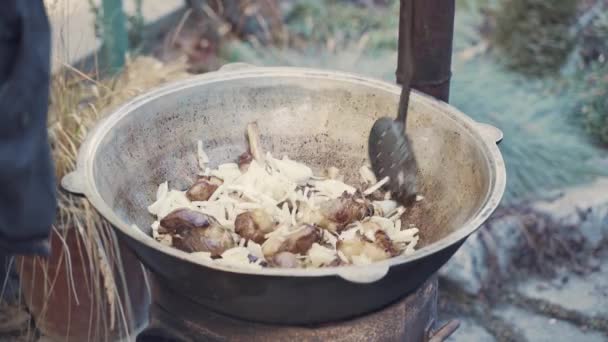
[0,0,56,255]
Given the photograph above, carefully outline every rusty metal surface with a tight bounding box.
[398,0,455,102]
[137,277,450,342]
[62,65,505,323]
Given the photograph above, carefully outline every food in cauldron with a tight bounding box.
[147,123,421,269]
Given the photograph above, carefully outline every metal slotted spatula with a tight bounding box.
[368,0,418,206]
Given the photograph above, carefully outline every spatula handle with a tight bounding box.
[397,80,411,126]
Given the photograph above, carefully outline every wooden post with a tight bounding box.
[101,0,128,74]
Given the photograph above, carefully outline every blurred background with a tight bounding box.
[1,0,608,341]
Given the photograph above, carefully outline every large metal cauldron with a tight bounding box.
[62,64,505,324]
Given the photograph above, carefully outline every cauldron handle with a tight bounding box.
[476,122,504,145]
[61,170,87,195]
[427,319,460,342]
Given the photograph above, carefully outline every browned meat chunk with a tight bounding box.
[262,224,321,258]
[234,209,276,243]
[238,151,253,172]
[160,208,216,233]
[172,225,235,256]
[337,232,394,263]
[319,195,373,231]
[186,176,223,201]
[279,224,320,255]
[160,208,235,256]
[374,230,399,257]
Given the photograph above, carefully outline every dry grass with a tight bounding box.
[18,56,189,341]
[487,204,603,279]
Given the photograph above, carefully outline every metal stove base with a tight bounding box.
[136,276,457,342]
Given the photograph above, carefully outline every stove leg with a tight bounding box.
[136,327,184,342]
[136,304,192,342]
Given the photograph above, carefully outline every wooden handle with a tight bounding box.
[396,0,415,125]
